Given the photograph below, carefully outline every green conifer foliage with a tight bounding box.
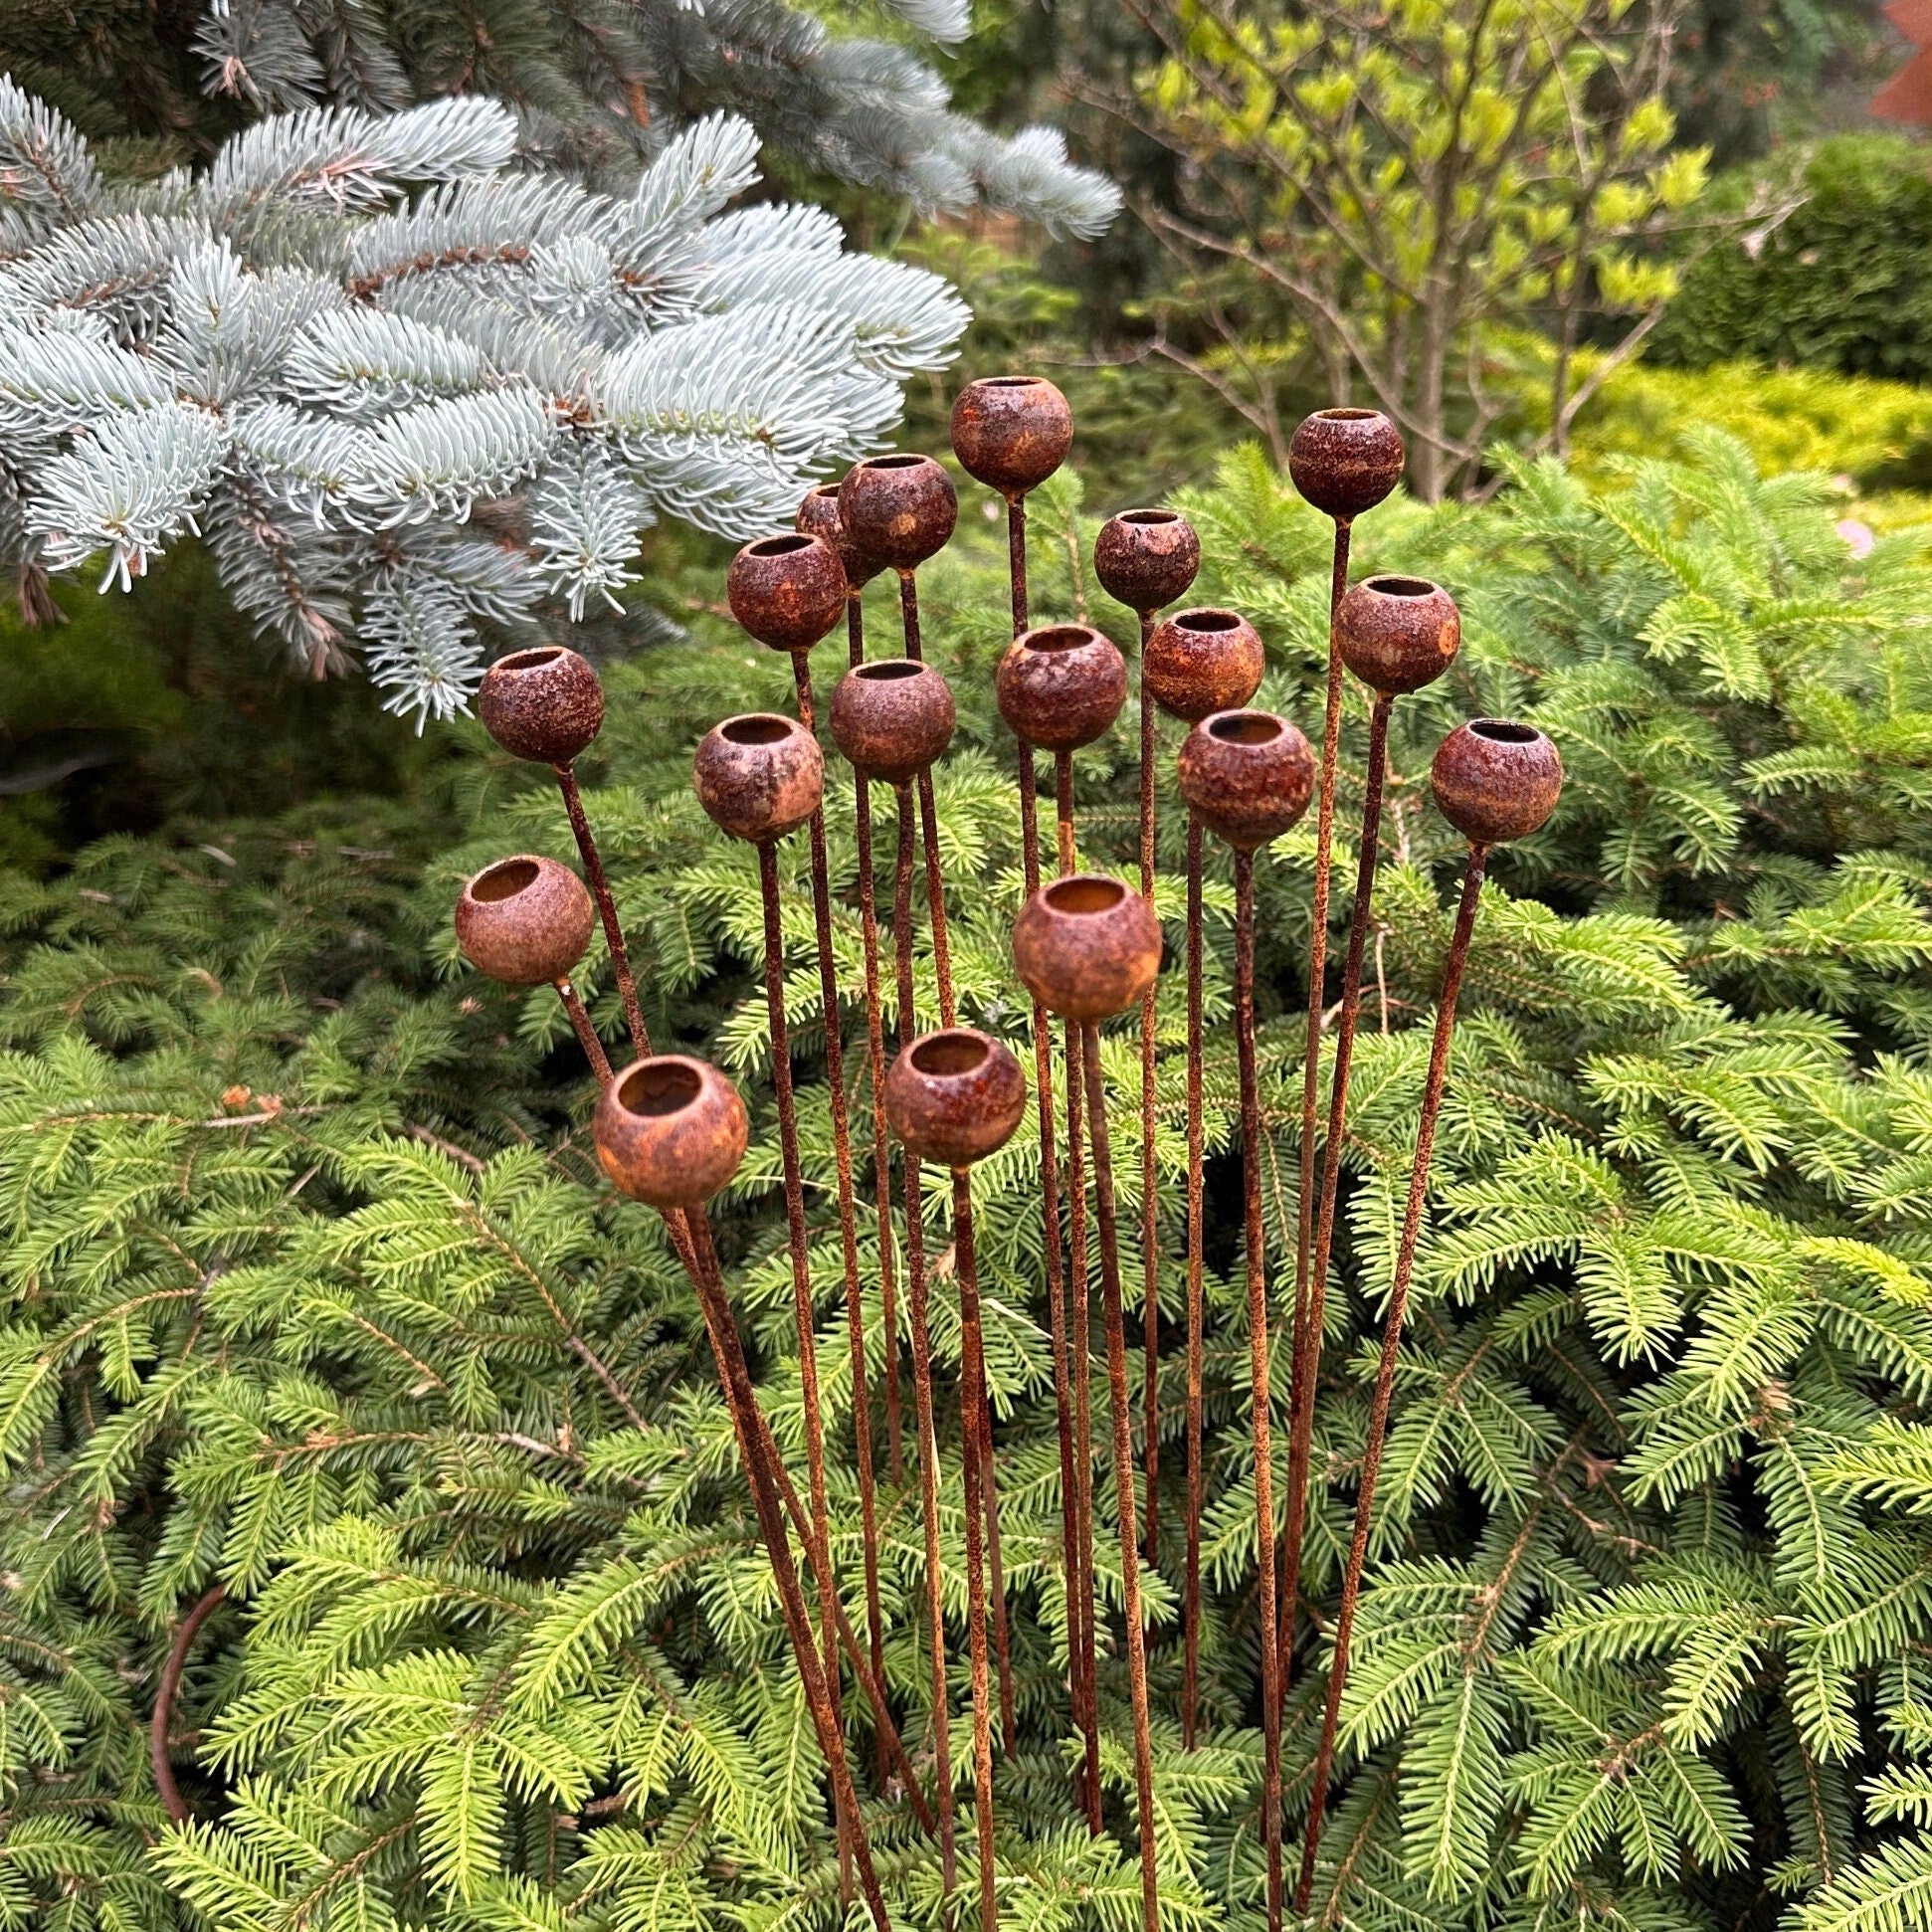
[4,436,1932,1932]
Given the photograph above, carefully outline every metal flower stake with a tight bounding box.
[1094,509,1203,1570]
[885,1028,1030,1932]
[727,532,887,1682]
[1176,710,1315,1932]
[1278,574,1462,1685]
[1294,720,1563,1908]
[1013,872,1167,1932]
[1137,601,1265,1746]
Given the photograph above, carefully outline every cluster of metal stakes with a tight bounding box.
[455,388,1565,1932]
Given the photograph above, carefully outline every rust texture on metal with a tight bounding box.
[727,531,849,654]
[693,713,825,847]
[457,855,596,989]
[1013,874,1163,1025]
[951,374,1074,497]
[1286,407,1406,521]
[1181,815,1207,1747]
[1176,710,1316,854]
[555,979,612,1084]
[839,454,959,573]
[1431,718,1564,847]
[1333,574,1460,697]
[1143,607,1266,723]
[830,660,958,786]
[996,624,1129,753]
[479,644,604,766]
[1093,507,1202,617]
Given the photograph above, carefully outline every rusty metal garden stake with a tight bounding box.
[885,1028,1029,1932]
[1277,577,1460,1694]
[1276,411,1407,1682]
[1176,712,1316,1932]
[1095,508,1203,1569]
[478,646,652,1062]
[1137,602,1266,1744]
[1294,721,1561,1909]
[1013,874,1166,1932]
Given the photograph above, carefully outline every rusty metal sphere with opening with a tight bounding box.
[456,854,596,987]
[839,454,958,571]
[727,532,849,653]
[1335,574,1461,695]
[595,1055,750,1210]
[1012,873,1163,1022]
[797,481,881,588]
[1177,710,1316,853]
[829,660,956,785]
[995,623,1128,751]
[478,646,605,767]
[1287,407,1406,521]
[1431,718,1563,847]
[1143,606,1266,722]
[883,1027,1028,1170]
[950,376,1074,496]
[693,713,825,846]
[1093,507,1202,616]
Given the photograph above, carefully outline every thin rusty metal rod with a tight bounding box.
[794,654,886,1683]
[847,591,904,1487]
[1139,616,1162,1568]
[681,1208,891,1932]
[954,1168,1002,1932]
[1182,818,1206,1749]
[1294,845,1488,1912]
[1278,690,1394,1689]
[894,782,959,1890]
[1235,851,1285,1932]
[554,978,612,1084]
[151,1581,226,1823]
[1278,518,1351,1680]
[898,567,956,1029]
[754,838,846,1869]
[555,763,650,1062]
[1079,1023,1161,1932]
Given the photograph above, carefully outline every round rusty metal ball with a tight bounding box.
[1335,575,1460,695]
[950,376,1073,496]
[1287,408,1406,520]
[1143,607,1266,722]
[883,1027,1028,1170]
[796,481,880,588]
[1012,873,1163,1022]
[727,532,849,653]
[1176,710,1315,852]
[1431,718,1563,847]
[692,713,825,845]
[478,645,604,766]
[456,854,596,987]
[829,660,955,786]
[1093,508,1202,616]
[995,623,1127,752]
[838,455,958,572]
[595,1055,749,1210]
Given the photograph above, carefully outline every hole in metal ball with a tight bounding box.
[495,646,565,671]
[1177,608,1241,633]
[856,661,923,682]
[1317,407,1379,421]
[1046,876,1127,916]
[720,715,795,746]
[1469,719,1540,744]
[982,376,1045,389]
[747,533,814,557]
[472,858,540,902]
[1120,507,1178,525]
[618,1061,703,1117]
[1022,625,1094,654]
[1208,712,1281,745]
[910,1030,992,1076]
[806,483,839,500]
[1367,576,1437,598]
[866,455,928,471]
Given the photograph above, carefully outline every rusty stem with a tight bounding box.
[681,1208,892,1932]
[954,1170,1002,1932]
[1139,617,1161,1569]
[1182,818,1206,1750]
[794,655,886,1684]
[555,762,650,1062]
[1278,690,1395,1699]
[898,568,955,1028]
[1235,852,1285,1932]
[754,839,847,1876]
[1079,1024,1161,1932]
[1294,848,1488,1910]
[151,1582,226,1823]
[554,979,613,1084]
[894,783,959,1891]
[1278,517,1351,1683]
